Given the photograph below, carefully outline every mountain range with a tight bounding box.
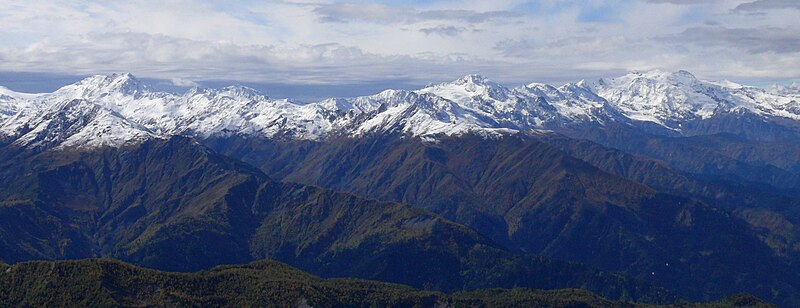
[1,70,798,150]
[1,70,799,306]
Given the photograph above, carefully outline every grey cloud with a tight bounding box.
[5,29,799,95]
[666,26,800,54]
[313,3,521,24]
[0,0,800,94]
[0,31,541,86]
[734,0,800,12]
[170,77,198,87]
[314,3,413,23]
[419,26,466,37]
[0,32,385,83]
[1,30,652,91]
[646,0,713,4]
[494,36,627,58]
[494,39,536,58]
[416,10,522,23]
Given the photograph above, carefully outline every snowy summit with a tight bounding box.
[1,70,799,150]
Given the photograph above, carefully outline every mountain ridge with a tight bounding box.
[1,70,799,150]
[0,258,768,307]
[0,135,685,303]
[3,71,800,305]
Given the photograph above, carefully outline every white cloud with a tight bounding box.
[0,0,798,87]
[312,3,521,24]
[734,0,800,12]
[419,26,469,36]
[170,77,199,87]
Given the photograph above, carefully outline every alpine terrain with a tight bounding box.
[1,70,799,306]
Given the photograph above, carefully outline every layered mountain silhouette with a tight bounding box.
[205,133,800,305]
[0,136,678,302]
[1,71,800,306]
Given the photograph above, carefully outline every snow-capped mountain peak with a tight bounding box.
[419,74,510,104]
[1,70,799,150]
[214,85,268,100]
[0,98,156,150]
[56,73,149,99]
[454,74,498,87]
[591,69,800,128]
[515,81,619,126]
[590,70,725,125]
[604,69,699,88]
[768,82,800,95]
[666,70,698,85]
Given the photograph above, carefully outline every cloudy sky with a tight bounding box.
[1,0,798,97]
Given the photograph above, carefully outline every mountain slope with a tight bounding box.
[0,136,677,302]
[0,98,156,151]
[538,133,800,257]
[1,70,799,305]
[205,133,800,305]
[590,70,800,140]
[564,123,800,191]
[0,259,769,307]
[1,70,798,149]
[591,70,800,126]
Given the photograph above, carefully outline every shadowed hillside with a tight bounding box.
[0,136,677,303]
[204,133,800,305]
[0,259,773,307]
